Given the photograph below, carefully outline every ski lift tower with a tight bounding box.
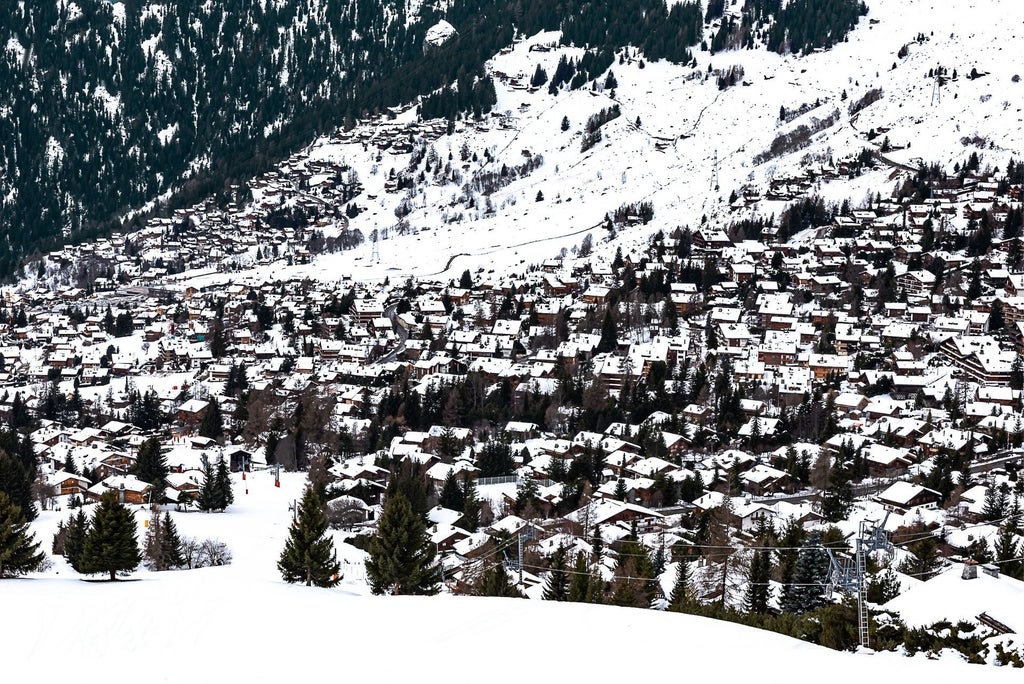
[824,512,893,651]
[711,149,720,191]
[370,227,381,264]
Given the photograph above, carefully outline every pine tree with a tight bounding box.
[513,476,538,516]
[0,491,45,578]
[0,446,36,521]
[597,306,619,353]
[474,563,525,598]
[780,531,829,613]
[611,538,658,608]
[143,511,166,570]
[198,455,233,512]
[366,493,440,595]
[63,509,90,572]
[161,512,184,569]
[197,455,217,512]
[820,457,854,522]
[744,548,772,614]
[591,523,604,564]
[143,510,185,571]
[568,550,595,603]
[214,455,234,510]
[457,475,480,532]
[385,462,429,519]
[897,537,942,580]
[210,317,227,358]
[542,544,570,601]
[982,484,1009,521]
[199,398,224,440]
[438,471,464,511]
[993,519,1023,580]
[80,490,142,581]
[990,300,1005,331]
[668,558,690,611]
[278,487,341,587]
[133,437,168,489]
[865,567,901,604]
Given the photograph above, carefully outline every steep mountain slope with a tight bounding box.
[161,0,1024,291]
[0,0,869,279]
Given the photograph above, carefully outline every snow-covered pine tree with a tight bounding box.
[780,531,829,613]
[982,483,1009,521]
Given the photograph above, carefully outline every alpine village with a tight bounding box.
[1,0,1023,675]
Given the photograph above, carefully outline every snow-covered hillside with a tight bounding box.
[162,0,1024,293]
[5,470,1022,683]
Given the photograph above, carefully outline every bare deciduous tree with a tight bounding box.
[181,537,232,569]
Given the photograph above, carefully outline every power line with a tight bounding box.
[514,513,1023,573]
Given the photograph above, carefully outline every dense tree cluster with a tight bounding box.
[765,0,868,55]
[198,455,234,512]
[581,105,622,153]
[0,427,38,522]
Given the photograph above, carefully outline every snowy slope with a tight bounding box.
[887,564,1024,629]
[4,570,1022,683]
[161,0,1024,293]
[5,470,1022,682]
